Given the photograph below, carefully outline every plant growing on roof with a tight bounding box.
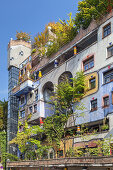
[74,0,113,29]
[16,31,31,42]
[32,13,77,57]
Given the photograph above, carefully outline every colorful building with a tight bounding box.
[8,10,113,157]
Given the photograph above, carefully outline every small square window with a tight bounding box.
[91,99,97,111]
[89,78,96,90]
[57,150,63,158]
[20,110,25,118]
[30,93,32,98]
[83,56,94,71]
[103,96,109,107]
[29,106,32,113]
[34,104,37,113]
[20,96,25,105]
[103,23,111,38]
[107,45,113,58]
[103,69,113,84]
[35,89,38,101]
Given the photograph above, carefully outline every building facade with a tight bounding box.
[7,39,31,154]
[10,10,113,156]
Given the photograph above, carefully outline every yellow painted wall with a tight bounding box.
[60,138,73,157]
[84,72,98,97]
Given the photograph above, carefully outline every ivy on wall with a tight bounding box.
[0,131,6,168]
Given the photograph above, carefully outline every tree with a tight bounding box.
[16,31,31,42]
[0,100,8,132]
[0,103,3,130]
[0,131,6,168]
[43,72,85,156]
[32,13,77,57]
[0,100,8,169]
[74,0,113,29]
[9,120,46,160]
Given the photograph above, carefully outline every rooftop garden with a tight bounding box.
[16,0,113,59]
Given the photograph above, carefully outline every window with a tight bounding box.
[107,45,113,58]
[20,96,25,105]
[83,56,94,71]
[103,23,111,38]
[24,67,26,73]
[103,96,109,107]
[91,99,97,111]
[57,150,63,158]
[21,69,23,76]
[103,69,113,84]
[89,78,96,89]
[29,106,32,113]
[20,110,25,118]
[35,89,38,101]
[30,93,32,98]
[34,104,37,113]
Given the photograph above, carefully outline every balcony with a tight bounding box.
[13,79,35,97]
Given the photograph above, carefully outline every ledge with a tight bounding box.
[7,156,113,168]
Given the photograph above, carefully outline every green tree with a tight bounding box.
[43,72,85,156]
[75,0,113,29]
[0,100,8,131]
[9,121,46,160]
[0,100,8,169]
[0,131,6,169]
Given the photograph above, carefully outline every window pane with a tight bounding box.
[107,46,113,58]
[104,69,113,84]
[103,24,111,38]
[104,96,109,106]
[91,99,97,111]
[89,78,96,89]
[83,56,94,71]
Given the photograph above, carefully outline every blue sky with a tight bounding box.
[0,0,80,101]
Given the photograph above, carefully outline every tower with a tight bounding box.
[7,39,31,155]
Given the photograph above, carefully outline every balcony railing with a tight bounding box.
[12,79,34,97]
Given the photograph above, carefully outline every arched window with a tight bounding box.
[58,71,73,84]
[43,82,54,102]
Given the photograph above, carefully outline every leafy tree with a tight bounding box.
[0,100,8,131]
[43,72,85,156]
[32,13,77,57]
[0,103,3,130]
[9,121,46,160]
[16,31,31,42]
[0,100,8,169]
[75,0,113,29]
[0,131,6,169]
[46,13,77,57]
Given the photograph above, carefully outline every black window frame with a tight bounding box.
[103,96,109,107]
[103,69,113,84]
[91,99,97,112]
[103,23,111,38]
[34,104,37,113]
